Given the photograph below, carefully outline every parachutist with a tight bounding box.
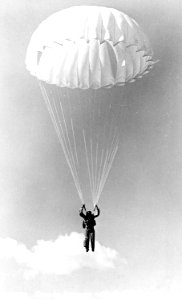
[79,205,100,252]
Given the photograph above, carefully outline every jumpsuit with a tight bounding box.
[80,208,100,251]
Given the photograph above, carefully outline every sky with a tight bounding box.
[0,0,182,299]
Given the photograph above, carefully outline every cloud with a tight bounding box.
[0,232,122,277]
[1,288,182,300]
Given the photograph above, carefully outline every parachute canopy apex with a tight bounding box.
[26,6,154,89]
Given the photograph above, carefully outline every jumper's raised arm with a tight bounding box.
[79,204,87,218]
[93,205,100,218]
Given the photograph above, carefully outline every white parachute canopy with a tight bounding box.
[26,6,154,205]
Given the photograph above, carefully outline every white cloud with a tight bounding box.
[1,289,182,300]
[0,232,122,277]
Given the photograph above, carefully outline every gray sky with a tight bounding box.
[0,0,182,299]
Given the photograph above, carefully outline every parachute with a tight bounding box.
[25,6,155,206]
